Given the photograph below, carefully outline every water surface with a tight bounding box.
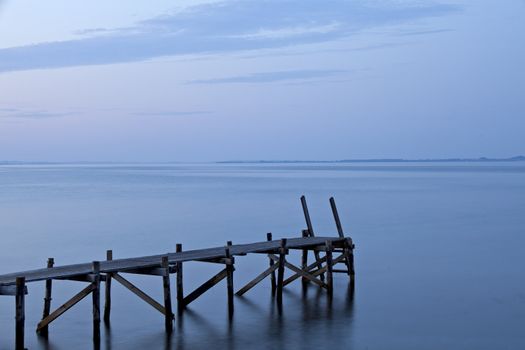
[0,163,524,349]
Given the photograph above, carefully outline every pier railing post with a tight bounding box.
[325,240,334,299]
[301,230,309,287]
[176,244,184,315]
[104,250,112,324]
[266,233,276,295]
[161,256,173,333]
[92,261,101,345]
[15,276,25,350]
[276,239,287,307]
[225,241,234,318]
[38,257,54,337]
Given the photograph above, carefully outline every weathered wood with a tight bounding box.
[301,229,308,286]
[104,250,112,324]
[38,257,54,336]
[0,236,346,286]
[182,268,228,307]
[283,255,327,286]
[176,243,184,315]
[235,263,279,296]
[325,240,334,298]
[225,243,234,317]
[162,256,173,332]
[300,195,325,282]
[276,239,287,305]
[36,284,95,332]
[329,197,345,238]
[112,273,166,315]
[269,255,327,289]
[267,233,276,295]
[92,261,101,344]
[15,277,25,350]
[330,197,354,278]
[0,285,27,296]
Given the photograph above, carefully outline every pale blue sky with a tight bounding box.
[0,0,523,161]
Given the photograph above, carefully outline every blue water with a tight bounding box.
[0,163,524,349]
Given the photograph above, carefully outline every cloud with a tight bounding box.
[0,0,460,74]
[0,107,75,119]
[188,69,347,84]
[133,110,212,117]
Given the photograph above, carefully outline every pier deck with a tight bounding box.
[0,196,356,350]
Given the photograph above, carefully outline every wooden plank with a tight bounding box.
[38,258,54,336]
[92,261,101,344]
[182,269,228,307]
[267,233,276,295]
[176,243,184,315]
[104,250,112,324]
[161,256,173,332]
[112,273,166,315]
[0,285,27,296]
[36,284,94,332]
[15,277,25,350]
[0,236,347,286]
[235,262,279,296]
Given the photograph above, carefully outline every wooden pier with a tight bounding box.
[0,197,355,349]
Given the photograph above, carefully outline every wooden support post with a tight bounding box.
[104,250,112,324]
[225,242,234,318]
[330,196,354,280]
[92,261,101,344]
[39,257,54,337]
[300,195,325,282]
[301,229,308,287]
[276,239,287,306]
[15,277,25,350]
[266,233,276,295]
[161,256,173,333]
[325,240,334,299]
[176,243,184,315]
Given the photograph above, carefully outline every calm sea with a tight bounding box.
[0,163,524,349]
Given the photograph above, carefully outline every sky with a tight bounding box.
[0,0,524,162]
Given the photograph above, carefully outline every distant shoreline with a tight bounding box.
[217,156,525,164]
[1,156,524,165]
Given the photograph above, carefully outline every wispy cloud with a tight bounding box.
[0,1,460,74]
[188,69,347,84]
[0,107,75,119]
[133,110,212,117]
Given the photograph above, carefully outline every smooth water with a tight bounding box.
[0,163,524,350]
